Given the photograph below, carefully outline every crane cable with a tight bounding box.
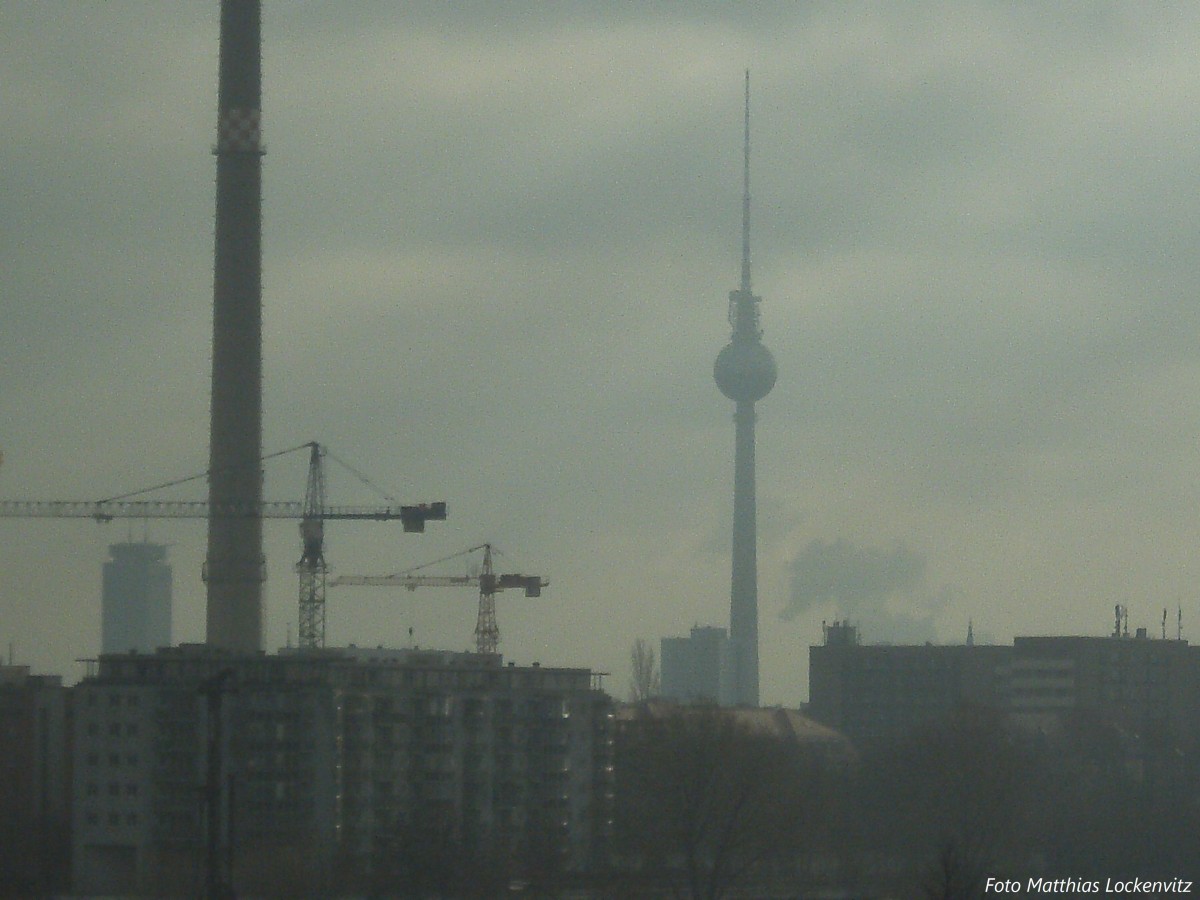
[98,443,313,503]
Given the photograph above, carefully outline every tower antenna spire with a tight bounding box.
[741,69,752,294]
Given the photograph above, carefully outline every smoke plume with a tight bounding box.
[782,537,945,643]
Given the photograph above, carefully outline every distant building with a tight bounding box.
[617,698,854,763]
[0,665,71,894]
[661,625,734,706]
[809,622,1200,758]
[71,645,613,896]
[1007,634,1200,756]
[102,542,171,654]
[808,621,1009,745]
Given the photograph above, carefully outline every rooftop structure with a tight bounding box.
[616,698,854,767]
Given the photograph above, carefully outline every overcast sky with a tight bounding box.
[5,3,1200,704]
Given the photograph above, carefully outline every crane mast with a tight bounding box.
[331,543,545,654]
[475,543,500,654]
[296,443,328,651]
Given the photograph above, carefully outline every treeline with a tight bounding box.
[608,704,1200,899]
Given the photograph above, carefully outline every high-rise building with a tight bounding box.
[660,625,734,706]
[71,646,614,896]
[713,72,776,707]
[102,542,171,655]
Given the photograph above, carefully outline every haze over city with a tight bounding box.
[6,3,1200,704]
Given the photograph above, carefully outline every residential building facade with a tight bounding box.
[72,645,613,896]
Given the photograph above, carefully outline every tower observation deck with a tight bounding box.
[713,71,776,707]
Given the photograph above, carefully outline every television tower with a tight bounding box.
[713,72,777,706]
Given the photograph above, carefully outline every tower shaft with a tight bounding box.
[205,0,266,653]
[730,400,760,706]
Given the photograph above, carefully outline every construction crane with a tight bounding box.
[0,441,447,650]
[331,543,545,654]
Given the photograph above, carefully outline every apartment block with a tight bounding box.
[72,645,613,896]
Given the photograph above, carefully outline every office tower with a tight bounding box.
[102,542,172,654]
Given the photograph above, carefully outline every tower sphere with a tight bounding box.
[714,338,777,402]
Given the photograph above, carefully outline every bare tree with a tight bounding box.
[628,638,660,703]
[921,839,988,900]
[615,705,822,900]
[854,705,1031,897]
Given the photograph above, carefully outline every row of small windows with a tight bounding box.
[84,691,141,708]
[85,752,139,767]
[85,781,139,797]
[84,721,139,737]
[341,696,573,720]
[84,810,139,827]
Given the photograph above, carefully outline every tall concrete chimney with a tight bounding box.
[204,0,265,652]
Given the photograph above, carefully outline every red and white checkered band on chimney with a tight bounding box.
[216,107,263,153]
